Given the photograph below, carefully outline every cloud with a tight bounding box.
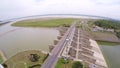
[0,0,120,20]
[95,0,120,5]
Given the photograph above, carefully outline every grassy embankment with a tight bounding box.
[3,50,48,68]
[97,41,120,46]
[12,18,75,27]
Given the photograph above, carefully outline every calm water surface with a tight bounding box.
[0,23,59,58]
[100,45,120,68]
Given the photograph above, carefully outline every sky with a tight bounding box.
[0,0,120,20]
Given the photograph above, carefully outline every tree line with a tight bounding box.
[94,20,120,38]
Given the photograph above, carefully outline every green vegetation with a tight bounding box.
[94,20,120,38]
[42,54,49,62]
[76,20,120,44]
[94,20,120,29]
[3,50,47,68]
[55,58,72,68]
[28,64,41,68]
[0,55,3,63]
[80,22,90,31]
[29,54,40,62]
[12,18,75,27]
[72,61,83,68]
[97,41,120,46]
[55,58,83,68]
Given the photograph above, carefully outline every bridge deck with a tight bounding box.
[41,22,76,68]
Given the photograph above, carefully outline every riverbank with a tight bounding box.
[3,50,48,68]
[97,41,120,46]
[12,18,75,27]
[90,39,108,68]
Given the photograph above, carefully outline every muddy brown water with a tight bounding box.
[0,21,120,68]
[0,22,59,58]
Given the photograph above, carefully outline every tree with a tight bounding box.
[29,54,40,62]
[72,61,83,68]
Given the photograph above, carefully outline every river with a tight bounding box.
[0,19,120,68]
[0,21,59,58]
[100,45,120,68]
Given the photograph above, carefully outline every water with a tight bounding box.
[0,20,120,68]
[0,23,59,58]
[100,45,120,68]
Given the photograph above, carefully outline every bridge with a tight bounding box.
[41,21,76,68]
[41,21,108,68]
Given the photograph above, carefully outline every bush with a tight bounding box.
[60,58,69,64]
[29,54,40,62]
[116,32,120,38]
[72,61,83,68]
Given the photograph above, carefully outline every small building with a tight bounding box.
[91,26,104,32]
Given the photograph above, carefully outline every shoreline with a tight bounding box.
[90,39,108,68]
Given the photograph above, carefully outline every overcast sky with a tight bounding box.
[0,0,120,20]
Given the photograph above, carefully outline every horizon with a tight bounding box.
[0,14,118,21]
[0,0,120,20]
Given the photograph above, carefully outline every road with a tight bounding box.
[41,22,76,68]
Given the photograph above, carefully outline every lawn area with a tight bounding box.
[12,18,75,27]
[3,50,48,68]
[97,41,120,46]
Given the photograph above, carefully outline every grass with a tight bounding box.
[55,58,72,68]
[97,41,120,46]
[12,18,75,27]
[55,58,85,68]
[90,31,115,38]
[89,31,120,43]
[3,50,47,68]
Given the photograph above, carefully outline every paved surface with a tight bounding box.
[41,22,76,68]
